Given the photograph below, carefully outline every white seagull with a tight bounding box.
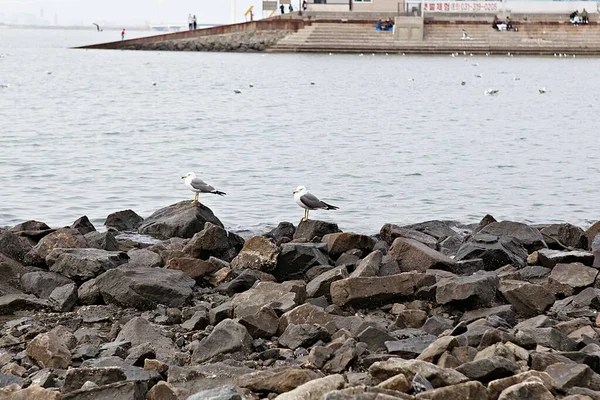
[484,88,499,96]
[539,87,547,94]
[234,89,242,94]
[293,186,339,222]
[182,172,226,205]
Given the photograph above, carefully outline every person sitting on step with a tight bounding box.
[581,8,589,24]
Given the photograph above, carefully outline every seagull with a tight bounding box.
[310,81,315,85]
[92,23,103,32]
[513,77,520,81]
[461,81,466,86]
[234,89,242,94]
[475,74,483,78]
[472,63,479,66]
[408,78,415,81]
[182,172,226,205]
[539,87,547,94]
[461,30,471,40]
[46,71,52,75]
[152,82,157,86]
[484,88,499,95]
[293,186,339,222]
[249,83,254,88]
[0,83,9,89]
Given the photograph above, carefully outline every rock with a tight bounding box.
[549,287,600,318]
[278,303,336,334]
[566,387,600,399]
[380,224,438,248]
[165,257,220,279]
[78,279,100,305]
[126,249,163,268]
[369,359,469,388]
[460,305,517,326]
[294,219,341,241]
[541,223,588,250]
[63,367,127,393]
[0,229,31,262]
[146,381,178,400]
[275,374,345,400]
[105,209,144,232]
[549,263,598,296]
[403,220,461,242]
[455,234,529,270]
[395,309,428,329]
[350,250,382,278]
[519,265,551,283]
[0,293,47,314]
[488,371,557,400]
[62,381,147,400]
[537,248,595,268]
[265,222,295,244]
[238,306,279,338]
[307,266,348,299]
[321,232,376,256]
[323,338,358,374]
[20,271,74,299]
[0,372,23,387]
[1,363,26,377]
[455,356,518,382]
[278,324,330,350]
[231,281,306,318]
[181,310,210,331]
[95,266,195,310]
[417,336,459,363]
[479,221,547,252]
[167,363,251,395]
[357,326,396,352]
[191,319,253,363]
[237,367,324,394]
[331,272,436,307]
[23,228,88,267]
[422,316,455,336]
[11,220,50,233]
[273,243,330,282]
[115,317,180,363]
[388,238,456,273]
[71,216,96,235]
[182,223,244,262]
[545,362,592,391]
[415,381,487,400]
[518,328,578,352]
[230,236,279,272]
[85,231,119,251]
[1,385,61,400]
[499,280,555,317]
[186,385,242,400]
[46,248,129,281]
[497,380,554,400]
[377,373,411,392]
[385,334,437,359]
[209,302,232,326]
[48,283,77,312]
[216,270,261,295]
[26,331,71,369]
[138,201,223,239]
[435,271,498,307]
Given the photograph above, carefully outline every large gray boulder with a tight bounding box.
[230,236,279,272]
[380,224,438,248]
[479,221,547,252]
[540,223,588,250]
[388,237,456,273]
[138,201,223,239]
[182,223,244,262]
[95,266,195,310]
[0,293,48,314]
[548,262,599,296]
[85,230,119,251]
[115,317,181,363]
[537,248,594,268]
[70,215,96,235]
[455,234,528,270]
[105,209,144,232]
[46,248,129,281]
[231,281,306,318]
[294,220,341,241]
[435,271,499,308]
[273,243,330,282]
[23,228,88,267]
[20,271,73,299]
[321,232,376,256]
[499,280,555,317]
[0,228,31,263]
[191,319,253,363]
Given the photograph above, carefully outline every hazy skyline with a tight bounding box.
[0,0,294,26]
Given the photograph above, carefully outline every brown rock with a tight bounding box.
[377,373,411,393]
[3,385,61,400]
[415,380,487,400]
[146,381,178,400]
[548,263,598,296]
[278,303,336,334]
[237,367,324,394]
[144,359,169,374]
[499,280,555,317]
[369,359,469,388]
[417,336,459,364]
[488,371,556,400]
[23,228,87,267]
[389,238,456,273]
[26,332,71,369]
[497,380,554,400]
[545,362,592,391]
[395,309,428,329]
[230,236,279,272]
[321,232,376,256]
[165,257,219,279]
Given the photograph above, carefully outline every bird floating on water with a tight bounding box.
[474,74,483,78]
[234,89,242,94]
[92,23,103,32]
[539,87,547,94]
[472,63,479,66]
[461,81,466,86]
[408,78,415,81]
[249,83,254,88]
[46,71,52,75]
[182,172,226,205]
[293,186,338,222]
[152,82,157,86]
[310,81,315,85]
[484,88,499,96]
[513,77,520,81]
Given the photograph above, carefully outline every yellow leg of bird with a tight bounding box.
[306,209,310,220]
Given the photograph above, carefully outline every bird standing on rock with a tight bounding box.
[293,186,338,222]
[182,172,226,205]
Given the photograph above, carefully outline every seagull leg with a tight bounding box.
[192,193,199,205]
[306,209,310,221]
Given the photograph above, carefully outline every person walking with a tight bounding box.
[289,3,294,12]
[188,14,193,30]
[121,29,125,40]
[280,3,285,14]
[193,15,197,30]
[303,0,308,11]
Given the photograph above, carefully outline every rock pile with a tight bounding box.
[1,203,600,399]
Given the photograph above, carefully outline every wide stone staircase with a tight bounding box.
[268,20,600,55]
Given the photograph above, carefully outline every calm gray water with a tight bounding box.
[1,28,599,235]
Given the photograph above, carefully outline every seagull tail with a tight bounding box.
[212,190,226,196]
[322,202,339,210]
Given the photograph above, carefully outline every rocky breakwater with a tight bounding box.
[2,205,600,399]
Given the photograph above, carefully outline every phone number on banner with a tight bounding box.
[423,2,500,12]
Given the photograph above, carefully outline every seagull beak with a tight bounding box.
[181,176,186,179]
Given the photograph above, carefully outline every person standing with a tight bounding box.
[289,3,294,12]
[193,15,197,30]
[303,0,308,11]
[188,14,193,30]
[121,29,125,40]
[280,3,285,14]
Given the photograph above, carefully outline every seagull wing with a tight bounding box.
[300,193,338,210]
[92,23,100,31]
[189,178,225,195]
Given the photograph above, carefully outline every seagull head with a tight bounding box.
[182,172,196,180]
[293,185,307,195]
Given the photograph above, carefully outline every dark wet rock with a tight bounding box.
[0,228,31,263]
[294,219,341,241]
[357,326,396,352]
[550,287,600,318]
[70,215,96,235]
[231,280,306,318]
[455,356,518,383]
[209,302,232,326]
[181,309,210,331]
[48,282,77,312]
[455,234,528,270]
[138,201,223,239]
[273,243,329,281]
[20,271,73,299]
[96,266,194,310]
[519,327,578,351]
[63,366,127,393]
[386,334,437,359]
[115,317,180,363]
[545,362,592,391]
[307,266,348,299]
[23,228,88,267]
[541,223,588,250]
[165,257,220,279]
[105,209,144,232]
[322,232,376,256]
[78,279,100,305]
[11,220,51,233]
[182,223,244,262]
[496,380,553,400]
[388,238,456,273]
[369,358,469,388]
[230,235,279,272]
[216,270,262,295]
[264,222,295,244]
[331,272,436,307]
[27,331,71,369]
[46,248,129,281]
[278,303,336,334]
[479,221,547,252]
[324,338,358,374]
[186,385,242,400]
[85,230,119,251]
[421,315,455,336]
[537,248,595,268]
[237,367,324,394]
[62,381,147,400]
[549,262,598,296]
[518,265,551,283]
[380,224,438,248]
[403,220,461,242]
[126,249,162,268]
[499,280,555,317]
[350,250,382,278]
[0,254,28,296]
[435,271,499,308]
[191,319,253,363]
[238,306,279,338]
[279,323,330,350]
[0,293,47,314]
[414,380,487,400]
